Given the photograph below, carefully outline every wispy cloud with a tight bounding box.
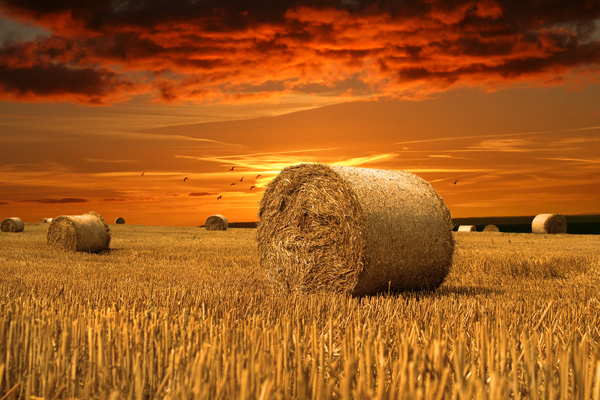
[335,154,397,166]
[188,192,218,197]
[84,158,137,163]
[468,138,534,153]
[428,154,472,160]
[395,125,600,147]
[538,157,600,164]
[18,197,89,204]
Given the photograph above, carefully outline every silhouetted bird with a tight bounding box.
[256,174,261,179]
[453,179,458,185]
[217,195,222,200]
[229,166,235,171]
[141,171,145,176]
[239,177,244,182]
[250,186,255,191]
[230,183,235,185]
[183,177,189,182]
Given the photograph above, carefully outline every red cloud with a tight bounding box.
[0,0,599,104]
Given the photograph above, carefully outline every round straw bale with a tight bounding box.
[257,164,455,296]
[457,225,476,232]
[115,217,125,224]
[532,213,567,234]
[40,217,53,223]
[483,224,499,232]
[205,214,228,230]
[1,217,24,232]
[47,211,111,252]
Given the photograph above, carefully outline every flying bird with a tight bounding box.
[250,186,255,191]
[230,183,236,185]
[256,174,261,179]
[183,177,189,182]
[453,179,458,185]
[217,195,222,200]
[141,171,145,176]
[239,177,244,182]
[229,166,235,171]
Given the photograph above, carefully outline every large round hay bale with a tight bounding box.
[483,224,499,232]
[115,217,125,224]
[457,225,476,232]
[47,211,111,253]
[205,214,228,230]
[1,217,24,232]
[257,163,455,296]
[40,217,53,223]
[532,213,567,234]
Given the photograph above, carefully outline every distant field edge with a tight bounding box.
[452,214,600,234]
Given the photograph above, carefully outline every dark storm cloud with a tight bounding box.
[0,63,137,104]
[0,0,599,103]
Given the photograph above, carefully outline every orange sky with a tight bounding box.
[1,1,599,226]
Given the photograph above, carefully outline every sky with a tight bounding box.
[0,0,599,226]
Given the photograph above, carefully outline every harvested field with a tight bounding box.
[1,224,600,399]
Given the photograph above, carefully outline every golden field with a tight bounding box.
[1,224,600,399]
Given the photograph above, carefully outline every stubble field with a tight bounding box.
[1,223,600,399]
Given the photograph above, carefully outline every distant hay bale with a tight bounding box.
[47,211,111,253]
[257,163,455,296]
[1,217,24,232]
[205,214,228,230]
[457,225,477,232]
[483,224,500,232]
[40,217,53,223]
[115,217,125,224]
[532,213,567,234]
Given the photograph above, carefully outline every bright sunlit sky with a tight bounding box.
[1,0,599,226]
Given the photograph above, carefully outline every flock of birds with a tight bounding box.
[140,167,262,200]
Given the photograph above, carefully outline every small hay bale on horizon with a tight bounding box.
[457,225,477,232]
[532,213,567,234]
[40,217,53,223]
[257,163,455,296]
[205,214,228,230]
[47,211,111,253]
[115,217,125,224]
[1,217,24,232]
[483,224,500,232]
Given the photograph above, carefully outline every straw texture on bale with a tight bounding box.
[483,224,500,232]
[532,213,567,234]
[1,217,24,232]
[257,164,455,296]
[115,217,125,224]
[47,211,111,253]
[205,214,228,230]
[457,225,477,232]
